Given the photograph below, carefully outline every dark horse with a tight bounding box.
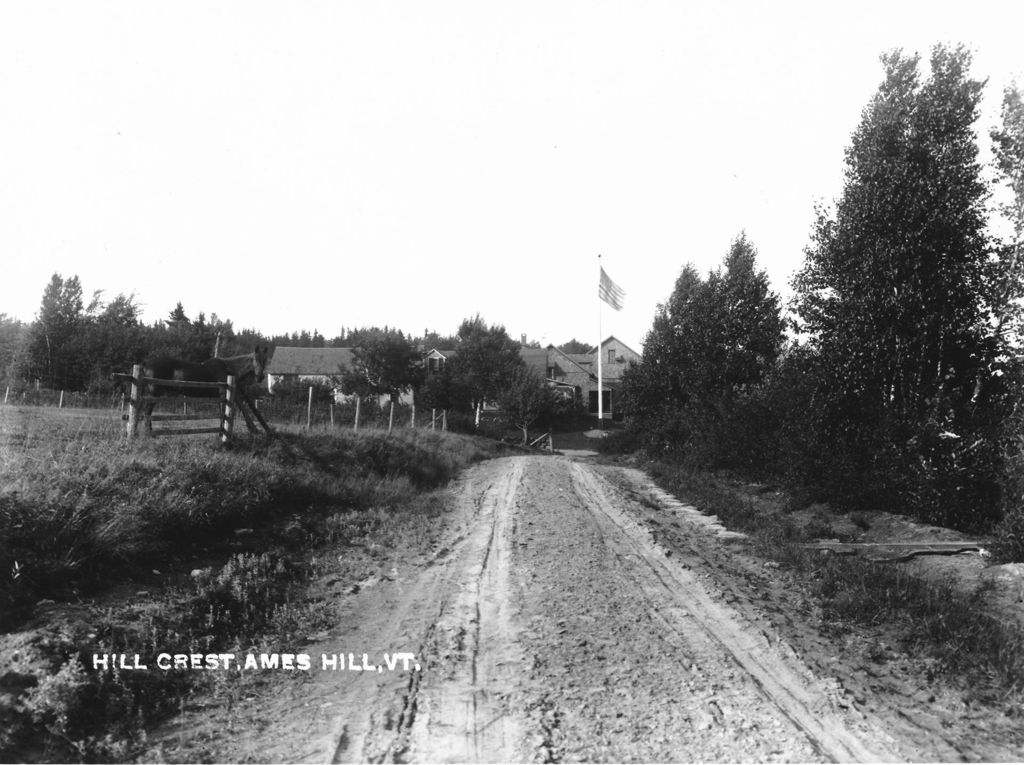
[141,345,271,428]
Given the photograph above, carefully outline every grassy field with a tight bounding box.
[624,457,1024,696]
[0,403,507,761]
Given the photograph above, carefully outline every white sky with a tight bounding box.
[2,2,1022,353]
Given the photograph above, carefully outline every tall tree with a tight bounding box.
[691,234,784,416]
[619,236,782,452]
[0,314,29,384]
[794,46,996,425]
[990,82,1024,345]
[167,302,189,326]
[792,45,1005,524]
[24,274,86,388]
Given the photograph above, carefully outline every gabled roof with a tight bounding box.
[546,345,597,379]
[601,335,642,358]
[425,348,458,359]
[519,348,550,376]
[267,347,355,375]
[517,345,600,381]
[568,353,594,367]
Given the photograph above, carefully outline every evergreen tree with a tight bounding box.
[167,302,189,325]
[24,274,86,388]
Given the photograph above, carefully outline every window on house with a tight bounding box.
[547,366,555,378]
[608,349,615,363]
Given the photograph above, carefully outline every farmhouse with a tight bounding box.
[566,336,642,380]
[264,347,355,400]
[519,336,640,419]
[424,347,457,374]
[269,336,641,418]
[266,346,417,405]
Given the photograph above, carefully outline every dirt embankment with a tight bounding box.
[137,453,1024,763]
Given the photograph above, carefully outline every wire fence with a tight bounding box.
[1,385,573,444]
[2,385,126,410]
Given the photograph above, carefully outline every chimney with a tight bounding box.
[521,334,527,345]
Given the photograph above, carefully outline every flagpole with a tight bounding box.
[597,254,603,429]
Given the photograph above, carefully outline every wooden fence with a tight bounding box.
[112,364,271,443]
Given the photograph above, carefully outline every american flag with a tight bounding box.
[598,267,625,311]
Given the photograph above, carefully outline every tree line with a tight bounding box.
[0,280,585,441]
[619,46,1024,543]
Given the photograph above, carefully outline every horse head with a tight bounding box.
[253,345,270,384]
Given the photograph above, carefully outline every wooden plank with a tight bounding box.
[140,396,221,406]
[127,363,141,441]
[139,378,227,390]
[124,413,216,422]
[803,541,986,562]
[804,542,984,552]
[529,432,549,448]
[150,427,221,437]
[148,413,219,422]
[239,390,273,435]
[221,374,236,444]
[112,373,226,390]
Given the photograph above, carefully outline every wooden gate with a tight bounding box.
[114,363,247,443]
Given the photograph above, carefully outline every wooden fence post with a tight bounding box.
[431,407,436,431]
[306,386,313,429]
[410,403,415,429]
[353,397,361,432]
[388,400,394,434]
[58,390,64,409]
[442,409,447,432]
[127,363,142,441]
[221,375,236,444]
[3,386,8,404]
[330,401,335,428]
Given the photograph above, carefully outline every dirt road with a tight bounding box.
[151,455,1021,762]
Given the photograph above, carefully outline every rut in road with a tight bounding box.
[568,461,900,763]
[400,458,529,763]
[330,455,903,763]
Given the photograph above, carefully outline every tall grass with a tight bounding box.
[0,419,500,621]
[0,408,505,759]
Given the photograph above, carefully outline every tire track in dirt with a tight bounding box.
[604,464,1023,763]
[404,457,529,763]
[569,461,901,763]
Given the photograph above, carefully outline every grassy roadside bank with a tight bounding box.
[619,456,1024,696]
[0,420,506,761]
